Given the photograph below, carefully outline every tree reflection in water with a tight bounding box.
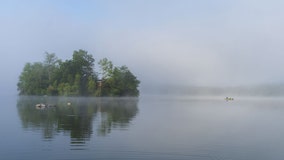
[17,96,138,143]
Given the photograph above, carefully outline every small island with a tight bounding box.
[17,49,140,97]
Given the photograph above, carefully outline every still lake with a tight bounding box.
[1,95,284,160]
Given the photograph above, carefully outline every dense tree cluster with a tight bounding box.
[17,50,140,96]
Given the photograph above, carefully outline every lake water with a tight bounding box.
[1,95,284,160]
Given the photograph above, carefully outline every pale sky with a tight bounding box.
[1,0,284,95]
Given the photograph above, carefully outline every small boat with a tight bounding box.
[225,97,234,101]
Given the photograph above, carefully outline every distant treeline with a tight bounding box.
[156,85,284,97]
[17,49,140,96]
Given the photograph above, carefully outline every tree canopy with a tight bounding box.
[17,49,140,96]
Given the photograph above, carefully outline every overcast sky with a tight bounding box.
[1,0,284,95]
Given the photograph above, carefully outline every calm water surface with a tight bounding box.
[1,95,284,160]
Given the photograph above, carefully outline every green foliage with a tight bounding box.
[100,65,140,96]
[44,52,61,83]
[98,58,113,79]
[17,49,140,97]
[87,76,96,96]
[17,62,49,95]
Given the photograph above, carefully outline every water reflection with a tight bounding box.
[17,96,138,142]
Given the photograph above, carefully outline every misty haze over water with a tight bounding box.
[142,84,284,97]
[2,1,284,159]
[1,95,284,160]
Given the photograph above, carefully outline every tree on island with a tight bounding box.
[17,49,140,96]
